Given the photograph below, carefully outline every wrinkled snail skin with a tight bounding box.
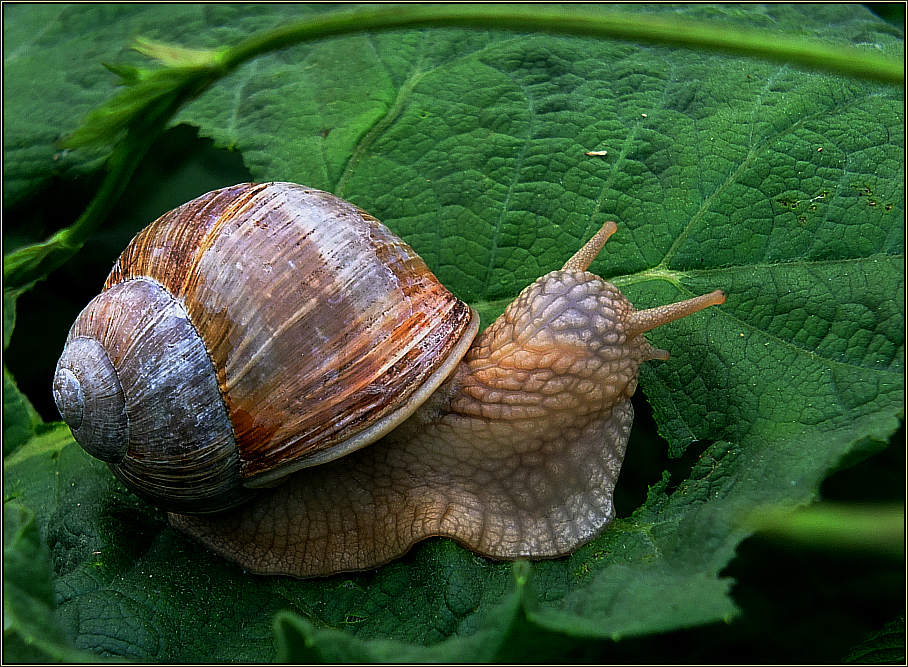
[54,182,726,579]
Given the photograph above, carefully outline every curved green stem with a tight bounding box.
[3,76,212,289]
[3,129,155,289]
[219,5,903,84]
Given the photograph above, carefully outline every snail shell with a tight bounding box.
[53,183,478,514]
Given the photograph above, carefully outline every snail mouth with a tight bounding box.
[53,335,129,464]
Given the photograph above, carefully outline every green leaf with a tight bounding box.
[3,4,112,205]
[3,288,18,351]
[273,562,579,663]
[3,3,903,662]
[4,289,45,456]
[3,502,101,662]
[844,616,906,664]
[3,367,44,456]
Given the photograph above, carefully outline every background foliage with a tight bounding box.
[3,4,904,663]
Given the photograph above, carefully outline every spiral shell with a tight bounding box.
[53,183,478,513]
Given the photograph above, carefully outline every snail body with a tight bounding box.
[54,182,725,578]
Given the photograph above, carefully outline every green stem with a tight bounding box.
[4,78,214,289]
[3,131,154,289]
[219,5,903,84]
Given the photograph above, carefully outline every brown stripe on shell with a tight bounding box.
[106,183,269,292]
[106,182,476,484]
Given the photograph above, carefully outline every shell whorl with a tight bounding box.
[53,337,128,464]
[54,277,252,514]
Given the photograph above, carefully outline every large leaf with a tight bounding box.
[3,3,903,662]
[3,501,105,662]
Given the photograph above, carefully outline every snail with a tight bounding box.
[53,182,725,578]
